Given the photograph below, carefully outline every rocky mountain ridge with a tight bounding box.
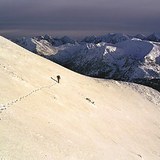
[13,33,160,91]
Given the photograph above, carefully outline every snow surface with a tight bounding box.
[0,36,160,160]
[13,37,58,56]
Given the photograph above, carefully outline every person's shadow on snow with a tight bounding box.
[51,77,58,83]
[51,76,61,83]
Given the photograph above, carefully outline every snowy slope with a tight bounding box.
[0,36,160,160]
[13,37,58,56]
[13,35,76,56]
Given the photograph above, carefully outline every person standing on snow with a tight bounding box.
[57,75,61,83]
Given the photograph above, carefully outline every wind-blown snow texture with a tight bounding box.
[13,33,160,91]
[1,36,160,160]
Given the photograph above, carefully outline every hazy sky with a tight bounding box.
[0,0,160,38]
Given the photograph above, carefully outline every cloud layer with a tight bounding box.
[0,0,160,37]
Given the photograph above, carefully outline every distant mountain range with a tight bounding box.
[12,33,160,91]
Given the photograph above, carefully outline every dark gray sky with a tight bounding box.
[0,0,160,38]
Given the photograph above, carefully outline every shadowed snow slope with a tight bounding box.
[53,39,160,81]
[0,36,160,160]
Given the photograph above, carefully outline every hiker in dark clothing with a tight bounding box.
[57,75,61,83]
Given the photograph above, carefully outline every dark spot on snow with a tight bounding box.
[137,154,142,158]
[86,97,95,105]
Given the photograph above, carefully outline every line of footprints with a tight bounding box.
[0,84,55,112]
